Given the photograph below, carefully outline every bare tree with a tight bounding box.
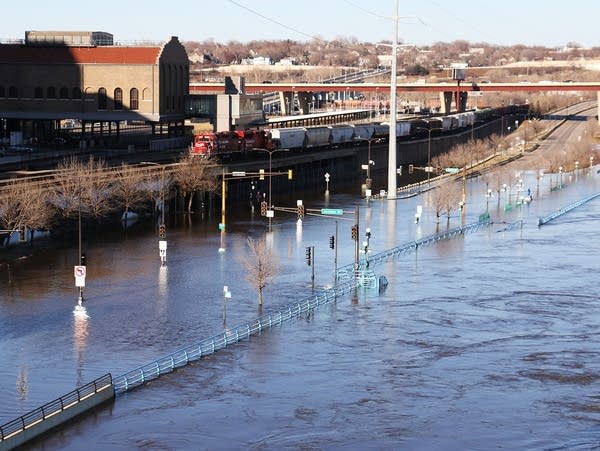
[0,180,54,246]
[113,164,151,223]
[143,168,173,220]
[173,154,219,213]
[240,237,279,306]
[51,156,114,220]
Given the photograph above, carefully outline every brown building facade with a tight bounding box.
[0,32,189,144]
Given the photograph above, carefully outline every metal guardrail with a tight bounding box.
[336,218,491,282]
[114,219,492,394]
[0,373,112,442]
[113,279,358,394]
[537,192,600,226]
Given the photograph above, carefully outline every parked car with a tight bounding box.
[8,145,35,153]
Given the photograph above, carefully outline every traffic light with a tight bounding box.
[18,226,25,242]
[297,204,305,219]
[329,235,335,249]
[259,169,265,180]
[409,164,414,174]
[80,253,87,266]
[351,224,358,241]
[288,169,293,180]
[305,246,312,266]
[260,201,268,216]
[159,224,166,238]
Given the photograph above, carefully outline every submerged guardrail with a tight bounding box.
[113,278,358,394]
[537,192,600,226]
[336,218,491,282]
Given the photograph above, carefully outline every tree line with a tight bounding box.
[0,154,219,247]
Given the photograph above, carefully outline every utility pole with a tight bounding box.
[387,0,399,200]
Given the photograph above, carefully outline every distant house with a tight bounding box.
[241,56,271,66]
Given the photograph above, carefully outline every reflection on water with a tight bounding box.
[73,307,89,387]
[0,168,599,448]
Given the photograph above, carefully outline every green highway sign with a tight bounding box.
[445,167,460,174]
[321,208,344,215]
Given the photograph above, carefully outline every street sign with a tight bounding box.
[74,265,86,288]
[218,223,225,230]
[445,167,460,174]
[320,208,344,215]
[266,210,274,218]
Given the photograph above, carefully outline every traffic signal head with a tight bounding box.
[305,246,312,266]
[80,253,87,266]
[329,235,335,249]
[159,224,166,238]
[351,224,358,241]
[297,204,305,219]
[260,201,268,216]
[288,169,293,180]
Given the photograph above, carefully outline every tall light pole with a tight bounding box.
[387,0,399,200]
[257,148,289,231]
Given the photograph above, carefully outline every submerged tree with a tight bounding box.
[173,154,219,213]
[240,237,279,307]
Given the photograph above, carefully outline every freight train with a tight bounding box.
[190,104,527,159]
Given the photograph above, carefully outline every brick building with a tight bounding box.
[0,31,189,147]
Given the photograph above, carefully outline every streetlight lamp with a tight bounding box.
[575,160,579,180]
[558,166,563,189]
[590,155,595,175]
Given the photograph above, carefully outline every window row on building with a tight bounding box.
[0,86,145,110]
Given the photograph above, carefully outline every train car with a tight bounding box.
[372,123,390,140]
[305,126,331,148]
[351,123,375,140]
[423,117,443,133]
[270,127,306,150]
[242,129,271,151]
[329,125,355,145]
[191,131,242,157]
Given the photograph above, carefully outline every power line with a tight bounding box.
[227,0,326,43]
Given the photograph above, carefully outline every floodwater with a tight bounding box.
[1,165,599,450]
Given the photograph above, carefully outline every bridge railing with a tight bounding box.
[0,373,112,442]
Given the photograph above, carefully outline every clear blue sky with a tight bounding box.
[1,0,596,48]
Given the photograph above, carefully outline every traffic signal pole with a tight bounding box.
[334,221,338,283]
[354,206,360,272]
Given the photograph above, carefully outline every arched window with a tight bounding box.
[72,87,82,100]
[34,86,43,99]
[114,87,123,110]
[59,86,69,99]
[8,86,18,98]
[98,87,107,110]
[142,88,150,101]
[47,87,56,99]
[130,88,139,110]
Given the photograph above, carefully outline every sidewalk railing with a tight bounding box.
[0,373,112,442]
